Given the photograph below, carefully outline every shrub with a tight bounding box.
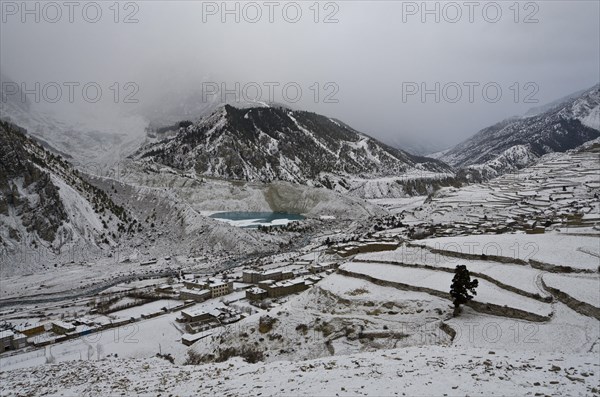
[347,288,369,296]
[258,315,277,334]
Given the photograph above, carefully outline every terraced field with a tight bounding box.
[420,144,600,228]
[340,262,553,321]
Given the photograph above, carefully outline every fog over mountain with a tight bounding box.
[1,1,599,151]
[2,2,600,397]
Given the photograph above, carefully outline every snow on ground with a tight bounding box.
[109,299,180,320]
[368,196,427,215]
[341,262,552,317]
[0,297,235,373]
[1,345,598,396]
[448,304,599,354]
[0,259,180,302]
[543,273,600,308]
[121,167,385,219]
[318,273,448,305]
[355,245,549,298]
[558,226,600,236]
[210,216,297,229]
[190,274,452,365]
[0,312,187,372]
[1,137,599,395]
[414,233,600,271]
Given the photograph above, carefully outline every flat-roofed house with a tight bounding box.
[242,269,286,284]
[0,330,14,353]
[14,323,46,337]
[258,280,275,290]
[179,288,211,302]
[181,332,209,346]
[183,280,206,290]
[246,287,268,301]
[262,270,282,281]
[51,321,76,335]
[207,279,233,298]
[281,270,294,280]
[266,279,308,298]
[11,332,27,349]
[180,308,222,323]
[209,282,229,298]
[242,270,261,283]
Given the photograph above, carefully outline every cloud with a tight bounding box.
[1,0,598,153]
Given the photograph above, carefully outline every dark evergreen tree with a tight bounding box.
[450,265,479,316]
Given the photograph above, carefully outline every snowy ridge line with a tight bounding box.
[352,259,551,303]
[287,112,339,159]
[540,278,600,320]
[133,104,454,197]
[336,269,551,322]
[408,242,597,274]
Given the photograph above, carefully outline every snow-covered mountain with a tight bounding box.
[0,74,148,170]
[441,85,600,181]
[134,104,453,196]
[0,119,289,276]
[0,120,132,274]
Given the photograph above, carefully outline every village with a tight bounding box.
[0,142,598,376]
[367,145,600,240]
[0,252,340,358]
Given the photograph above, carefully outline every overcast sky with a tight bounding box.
[1,0,599,152]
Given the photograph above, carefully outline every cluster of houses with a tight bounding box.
[171,263,340,346]
[1,260,342,353]
[330,239,400,257]
[178,305,246,345]
[412,163,600,239]
[0,330,27,353]
[416,203,599,239]
[242,264,335,301]
[377,193,599,241]
[177,277,235,302]
[0,317,126,350]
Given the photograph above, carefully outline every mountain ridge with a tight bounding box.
[441,84,600,181]
[134,104,454,198]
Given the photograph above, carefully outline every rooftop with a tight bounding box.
[180,288,211,296]
[52,321,75,330]
[14,323,46,331]
[0,330,15,339]
[248,287,267,294]
[263,269,282,275]
[181,307,222,318]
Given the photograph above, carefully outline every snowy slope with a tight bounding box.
[0,74,148,169]
[2,346,598,397]
[0,121,131,276]
[443,84,600,180]
[133,104,454,198]
[0,121,278,277]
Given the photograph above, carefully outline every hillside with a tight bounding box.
[0,121,287,277]
[441,85,600,181]
[134,104,454,198]
[0,74,148,169]
[0,120,131,274]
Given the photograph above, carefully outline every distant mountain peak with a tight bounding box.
[442,84,600,181]
[134,104,453,196]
